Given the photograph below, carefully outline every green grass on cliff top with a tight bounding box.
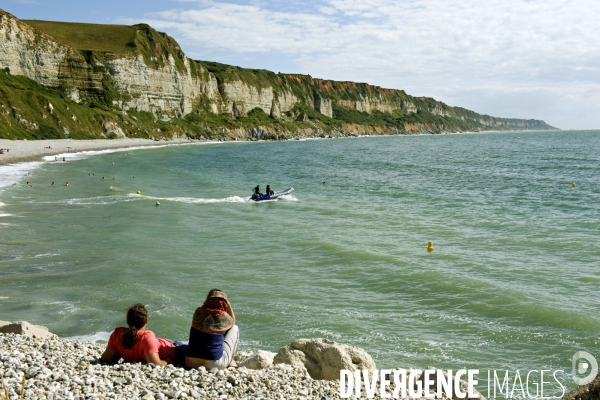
[23,20,137,53]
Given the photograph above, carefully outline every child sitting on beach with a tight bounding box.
[101,303,187,366]
[185,289,239,370]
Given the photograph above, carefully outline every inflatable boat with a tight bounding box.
[251,187,294,201]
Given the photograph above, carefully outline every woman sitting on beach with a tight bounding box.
[185,289,239,370]
[101,303,188,366]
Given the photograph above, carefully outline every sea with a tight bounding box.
[1,130,599,396]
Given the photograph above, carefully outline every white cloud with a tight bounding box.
[318,6,337,15]
[119,0,600,129]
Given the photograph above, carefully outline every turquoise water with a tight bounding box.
[1,130,599,393]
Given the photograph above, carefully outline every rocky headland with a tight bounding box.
[0,8,556,143]
[1,321,594,400]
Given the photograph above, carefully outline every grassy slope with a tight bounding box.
[24,20,190,73]
[23,20,137,53]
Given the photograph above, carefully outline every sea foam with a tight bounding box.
[0,161,42,192]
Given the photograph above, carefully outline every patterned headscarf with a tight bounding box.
[191,290,234,334]
[199,298,228,317]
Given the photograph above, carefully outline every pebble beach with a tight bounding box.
[0,333,346,400]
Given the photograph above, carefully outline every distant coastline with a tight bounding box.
[0,128,565,167]
[0,8,556,143]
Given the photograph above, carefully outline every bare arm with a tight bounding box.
[145,352,172,366]
[100,348,120,364]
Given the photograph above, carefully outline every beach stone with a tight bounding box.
[25,367,39,378]
[0,320,56,339]
[273,338,376,380]
[234,350,276,370]
[227,375,238,386]
[563,373,600,400]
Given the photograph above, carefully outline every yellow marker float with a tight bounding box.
[572,183,576,187]
[136,190,141,195]
[427,241,434,252]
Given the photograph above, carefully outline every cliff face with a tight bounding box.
[100,54,213,117]
[0,11,74,88]
[0,8,556,140]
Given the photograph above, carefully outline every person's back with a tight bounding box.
[252,185,262,200]
[107,327,174,362]
[186,289,239,370]
[101,303,187,366]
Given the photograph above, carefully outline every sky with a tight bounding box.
[5,0,600,130]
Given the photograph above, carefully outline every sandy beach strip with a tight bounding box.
[0,138,200,166]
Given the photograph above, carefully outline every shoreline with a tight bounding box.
[0,138,204,166]
[0,129,572,167]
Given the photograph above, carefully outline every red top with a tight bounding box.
[106,327,175,362]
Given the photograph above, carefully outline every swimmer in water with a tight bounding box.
[51,182,54,185]
[27,182,32,187]
[64,182,70,186]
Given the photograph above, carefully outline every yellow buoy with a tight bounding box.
[572,183,576,187]
[112,162,114,165]
[427,241,434,252]
[136,190,141,195]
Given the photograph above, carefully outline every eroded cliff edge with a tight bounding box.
[0,8,557,141]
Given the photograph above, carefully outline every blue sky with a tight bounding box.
[5,0,600,129]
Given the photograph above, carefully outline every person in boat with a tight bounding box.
[185,289,239,370]
[101,303,188,366]
[265,185,274,196]
[252,185,262,200]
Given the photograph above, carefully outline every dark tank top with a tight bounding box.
[186,326,224,360]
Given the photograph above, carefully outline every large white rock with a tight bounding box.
[273,338,376,381]
[234,350,276,370]
[0,320,57,340]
